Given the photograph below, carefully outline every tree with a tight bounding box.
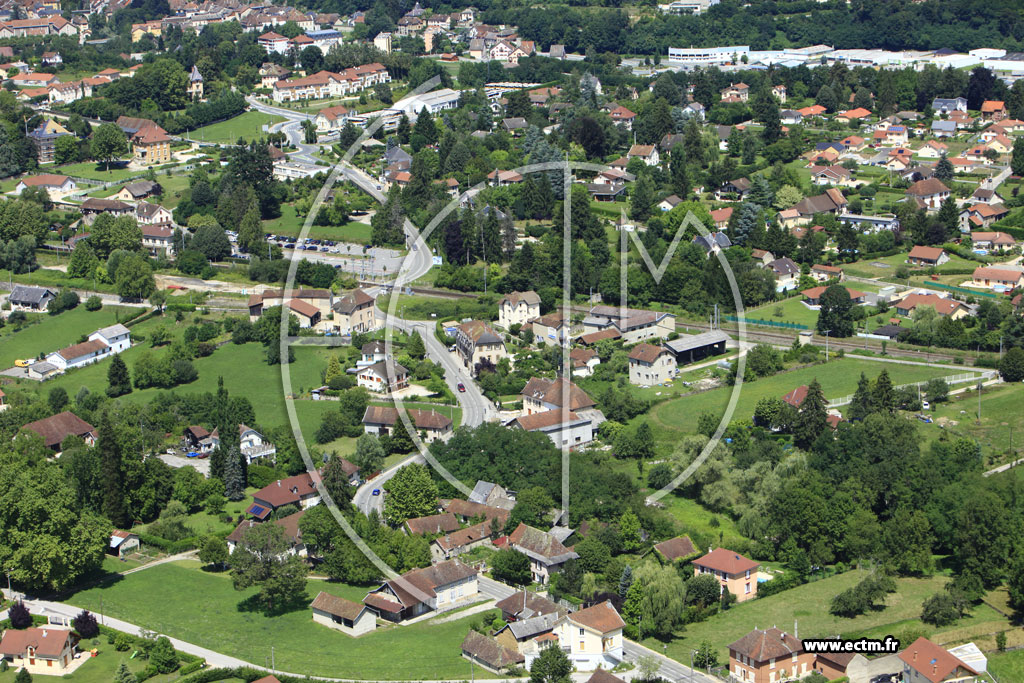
[300,45,324,73]
[793,379,828,450]
[688,573,721,608]
[817,283,854,337]
[693,640,719,670]
[97,412,128,527]
[847,373,874,421]
[873,370,896,413]
[149,636,178,673]
[934,153,954,182]
[8,601,31,629]
[619,509,642,552]
[114,662,137,683]
[14,669,31,683]
[230,522,308,612]
[115,253,156,300]
[199,535,229,570]
[106,355,132,397]
[816,84,838,112]
[999,347,1024,382]
[383,463,437,525]
[191,224,232,261]
[90,123,129,170]
[67,242,99,279]
[223,446,245,501]
[491,548,531,585]
[924,378,949,404]
[529,640,572,683]
[351,433,385,473]
[921,592,960,626]
[54,135,80,165]
[237,207,265,255]
[630,173,655,222]
[72,610,99,638]
[618,564,633,599]
[322,454,354,504]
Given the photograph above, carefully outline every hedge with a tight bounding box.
[165,303,198,312]
[134,531,201,554]
[178,666,309,683]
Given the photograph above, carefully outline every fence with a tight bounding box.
[725,315,809,330]
[828,371,997,407]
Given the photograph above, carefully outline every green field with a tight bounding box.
[0,645,179,683]
[648,569,996,664]
[0,266,118,294]
[377,293,494,321]
[65,562,497,680]
[638,357,983,442]
[924,382,1024,467]
[0,306,138,368]
[53,162,148,182]
[267,204,374,243]
[844,252,981,280]
[187,111,286,145]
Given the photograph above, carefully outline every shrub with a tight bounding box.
[84,295,103,311]
[114,633,134,651]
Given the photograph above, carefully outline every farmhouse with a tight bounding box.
[21,411,96,451]
[404,512,460,536]
[431,521,494,562]
[460,630,524,674]
[506,523,579,584]
[361,405,453,442]
[494,590,562,622]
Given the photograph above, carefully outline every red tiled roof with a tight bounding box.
[22,411,96,448]
[568,601,625,634]
[693,547,759,574]
[654,536,696,561]
[898,637,977,683]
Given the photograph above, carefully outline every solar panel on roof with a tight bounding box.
[248,505,266,516]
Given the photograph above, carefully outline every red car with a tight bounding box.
[457,382,466,392]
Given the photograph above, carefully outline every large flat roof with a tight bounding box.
[665,330,729,354]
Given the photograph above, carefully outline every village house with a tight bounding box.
[980,100,1007,122]
[919,140,949,158]
[728,627,814,683]
[552,601,625,671]
[405,512,460,536]
[331,288,377,336]
[494,590,562,622]
[314,104,352,132]
[810,264,844,282]
[653,535,698,564]
[768,257,801,291]
[802,286,866,307]
[692,547,760,602]
[906,178,951,211]
[908,245,949,267]
[16,174,76,196]
[249,473,321,518]
[7,284,56,311]
[789,188,848,225]
[960,200,1010,229]
[627,144,659,166]
[894,293,969,319]
[131,124,172,166]
[455,320,506,375]
[750,249,774,268]
[21,411,96,452]
[628,343,676,386]
[693,231,732,256]
[969,231,1015,250]
[431,521,494,563]
[493,612,561,666]
[239,424,277,464]
[46,323,131,371]
[570,347,600,378]
[809,165,854,187]
[249,288,333,320]
[356,360,410,393]
[361,405,453,443]
[442,499,511,527]
[520,377,595,417]
[972,266,1024,291]
[468,481,516,510]
[363,559,478,622]
[310,592,376,636]
[932,97,967,114]
[718,177,751,199]
[720,82,749,102]
[899,637,978,683]
[497,290,541,329]
[511,409,594,450]
[531,311,571,347]
[227,510,308,556]
[506,523,579,584]
[0,627,76,674]
[183,425,219,455]
[460,630,525,674]
[710,207,733,230]
[581,305,675,343]
[115,180,160,202]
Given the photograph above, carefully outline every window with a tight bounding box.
[745,582,751,594]
[745,569,750,579]
[579,628,584,636]
[770,658,775,669]
[579,641,585,651]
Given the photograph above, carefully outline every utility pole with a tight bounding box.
[822,329,831,361]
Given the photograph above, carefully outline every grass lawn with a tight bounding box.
[0,646,177,683]
[268,204,374,243]
[637,357,984,445]
[0,306,137,368]
[188,111,285,145]
[377,293,493,321]
[844,252,980,280]
[650,569,958,664]
[54,162,147,182]
[923,382,1024,467]
[657,494,746,548]
[65,563,498,680]
[0,266,118,294]
[988,650,1024,680]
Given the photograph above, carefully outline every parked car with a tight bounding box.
[457,382,466,392]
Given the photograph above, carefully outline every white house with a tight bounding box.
[15,174,76,196]
[89,324,131,353]
[356,360,410,393]
[511,409,594,450]
[627,343,676,386]
[552,601,625,671]
[239,424,276,463]
[497,290,541,329]
[310,591,376,636]
[363,560,478,622]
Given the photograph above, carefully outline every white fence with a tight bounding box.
[828,371,997,407]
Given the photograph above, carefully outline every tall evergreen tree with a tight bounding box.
[106,355,132,397]
[934,153,954,182]
[873,369,895,413]
[630,174,655,221]
[793,379,828,450]
[670,144,690,198]
[223,445,245,501]
[847,372,874,421]
[97,412,127,527]
[1012,138,1024,176]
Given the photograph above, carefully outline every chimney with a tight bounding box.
[277,480,281,487]
[42,629,47,637]
[913,649,917,662]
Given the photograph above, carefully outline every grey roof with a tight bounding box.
[28,361,57,373]
[122,180,159,197]
[548,525,574,543]
[468,480,496,505]
[692,231,732,252]
[932,120,956,132]
[384,147,412,165]
[9,285,56,305]
[504,612,561,640]
[94,324,130,340]
[769,257,800,275]
[665,330,729,354]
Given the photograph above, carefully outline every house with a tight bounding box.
[728,627,814,683]
[356,360,410,393]
[250,472,321,517]
[552,601,624,671]
[494,612,561,666]
[331,288,377,336]
[960,203,1010,231]
[288,299,322,328]
[363,559,478,622]
[780,109,803,125]
[884,125,909,145]
[906,178,950,211]
[310,591,375,636]
[227,509,308,556]
[920,140,949,158]
[487,169,523,186]
[653,535,697,563]
[790,188,848,223]
[258,31,290,53]
[932,97,967,114]
[239,424,276,463]
[468,481,516,510]
[810,165,853,187]
[520,377,596,419]
[771,84,787,102]
[501,117,528,135]
[183,425,218,454]
[908,245,949,266]
[494,590,562,622]
[260,63,290,88]
[460,630,524,674]
[658,194,684,212]
[41,51,62,66]
[362,405,453,443]
[710,207,733,229]
[972,266,1024,290]
[455,320,506,375]
[187,65,203,99]
[507,523,578,584]
[931,120,957,138]
[511,409,594,450]
[894,293,969,319]
[838,213,900,233]
[27,119,72,163]
[498,290,541,329]
[109,530,140,558]
[15,174,76,196]
[720,82,749,102]
[11,72,58,87]
[581,305,675,343]
[801,286,866,306]
[899,637,978,683]
[115,180,161,201]
[810,264,844,282]
[980,100,1006,122]
[0,627,76,674]
[442,499,511,527]
[315,104,352,132]
[21,411,96,451]
[692,231,732,256]
[131,124,172,166]
[570,348,600,378]
[988,134,1013,155]
[531,311,570,347]
[7,284,56,311]
[431,521,494,562]
[836,107,871,123]
[971,188,1003,205]
[405,512,460,536]
[719,177,751,199]
[692,547,760,602]
[627,144,659,166]
[768,257,801,291]
[608,105,636,129]
[969,231,1015,250]
[628,343,676,386]
[797,104,826,118]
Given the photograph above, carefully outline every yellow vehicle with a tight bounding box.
[14,359,29,368]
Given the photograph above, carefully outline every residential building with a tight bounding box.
[187,65,203,99]
[768,257,801,291]
[27,119,71,164]
[899,637,978,683]
[894,293,968,319]
[728,627,814,683]
[627,144,659,166]
[802,286,866,307]
[570,347,600,378]
[21,411,96,451]
[227,510,308,556]
[361,405,453,442]
[116,180,161,201]
[494,590,562,622]
[460,630,524,674]
[693,231,732,256]
[810,264,844,282]
[932,97,967,114]
[906,178,950,211]
[431,521,494,563]
[720,82,749,102]
[373,31,392,53]
[506,523,579,584]
[363,559,478,622]
[468,481,516,510]
[692,547,760,602]
[581,305,675,343]
[15,174,76,196]
[250,472,321,517]
[790,188,848,223]
[315,104,352,132]
[809,164,854,187]
[972,266,1024,290]
[531,311,570,347]
[908,245,949,266]
[497,290,541,329]
[356,360,410,393]
[0,627,75,674]
[7,284,56,311]
[628,343,676,386]
[442,499,510,527]
[520,377,596,416]
[310,592,376,636]
[239,424,276,463]
[980,100,1007,121]
[960,203,1010,230]
[455,320,506,375]
[969,231,1015,250]
[331,288,377,335]
[838,213,900,233]
[494,612,561,667]
[511,409,594,450]
[249,288,333,319]
[131,124,172,165]
[46,336,116,372]
[552,601,625,671]
[405,512,460,536]
[710,207,733,229]
[258,31,290,53]
[654,535,697,563]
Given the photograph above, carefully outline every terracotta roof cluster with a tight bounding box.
[508,523,577,563]
[441,499,510,525]
[405,512,460,535]
[369,559,477,609]
[728,627,802,662]
[494,590,562,619]
[433,520,492,552]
